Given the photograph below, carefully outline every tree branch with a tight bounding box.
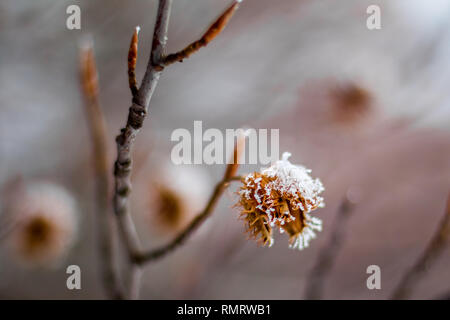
[134,175,242,265]
[391,194,450,300]
[79,42,123,299]
[128,264,143,300]
[113,0,173,262]
[112,0,173,300]
[163,0,241,66]
[133,128,247,265]
[112,0,243,298]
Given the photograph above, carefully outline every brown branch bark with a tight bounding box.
[79,42,123,299]
[391,194,450,300]
[162,0,241,66]
[304,199,354,300]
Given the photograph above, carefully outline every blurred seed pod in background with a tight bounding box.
[237,152,324,250]
[139,163,211,234]
[1,181,78,267]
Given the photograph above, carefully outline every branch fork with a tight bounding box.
[108,0,242,299]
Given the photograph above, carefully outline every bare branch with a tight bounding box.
[128,26,140,98]
[0,219,19,242]
[391,194,450,300]
[128,265,143,300]
[79,42,123,299]
[304,199,354,300]
[163,0,241,66]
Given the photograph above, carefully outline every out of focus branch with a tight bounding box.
[0,219,18,242]
[128,265,143,300]
[128,26,140,98]
[304,199,354,300]
[79,42,123,299]
[391,194,450,300]
[162,0,241,66]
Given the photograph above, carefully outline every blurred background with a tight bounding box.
[0,0,450,299]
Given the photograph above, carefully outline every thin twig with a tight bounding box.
[304,199,354,300]
[113,0,173,262]
[115,0,243,262]
[113,0,243,298]
[391,194,450,300]
[135,0,172,108]
[224,129,247,180]
[79,42,123,299]
[134,176,242,265]
[163,0,241,66]
[434,290,450,300]
[0,219,19,242]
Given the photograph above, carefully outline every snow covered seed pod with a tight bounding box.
[237,152,324,250]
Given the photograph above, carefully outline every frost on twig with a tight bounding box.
[162,0,242,66]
